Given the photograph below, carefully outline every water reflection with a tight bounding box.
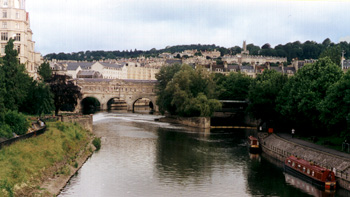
[59,112,350,197]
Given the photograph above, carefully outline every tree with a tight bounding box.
[194,51,202,56]
[0,66,5,121]
[38,61,52,82]
[20,81,55,115]
[276,57,343,135]
[217,72,252,100]
[262,43,271,49]
[156,64,221,116]
[0,39,32,111]
[319,71,350,134]
[155,64,182,114]
[319,46,341,66]
[247,70,288,123]
[49,74,82,115]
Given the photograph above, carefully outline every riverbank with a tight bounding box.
[259,133,350,190]
[0,121,96,196]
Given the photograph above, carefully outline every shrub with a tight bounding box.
[4,111,30,135]
[92,137,101,151]
[0,124,13,139]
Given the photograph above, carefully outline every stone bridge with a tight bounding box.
[75,78,158,112]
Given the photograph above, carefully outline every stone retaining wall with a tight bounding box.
[259,133,350,190]
[61,115,93,132]
[159,116,210,129]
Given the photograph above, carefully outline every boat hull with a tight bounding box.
[284,165,336,190]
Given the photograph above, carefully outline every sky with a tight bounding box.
[26,0,350,55]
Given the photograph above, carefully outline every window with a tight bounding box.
[15,45,21,54]
[3,0,8,7]
[16,12,20,19]
[15,33,20,41]
[15,23,19,29]
[1,32,8,41]
[3,11,7,18]
[2,22,7,28]
[1,44,5,54]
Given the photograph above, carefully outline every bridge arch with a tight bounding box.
[107,97,128,111]
[80,96,101,114]
[132,98,155,113]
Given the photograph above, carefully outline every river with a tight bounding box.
[59,112,344,197]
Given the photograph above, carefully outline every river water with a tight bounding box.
[59,112,345,197]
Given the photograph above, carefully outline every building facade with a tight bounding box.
[0,0,42,78]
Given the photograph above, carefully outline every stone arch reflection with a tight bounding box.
[107,97,127,111]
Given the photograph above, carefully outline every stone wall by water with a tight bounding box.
[61,115,93,132]
[259,133,350,190]
[159,116,211,129]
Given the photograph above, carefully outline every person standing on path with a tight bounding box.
[291,128,295,138]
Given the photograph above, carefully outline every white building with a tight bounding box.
[0,0,42,78]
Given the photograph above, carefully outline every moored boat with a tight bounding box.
[248,136,261,153]
[284,156,336,190]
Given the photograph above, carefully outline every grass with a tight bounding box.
[299,135,345,152]
[0,121,92,196]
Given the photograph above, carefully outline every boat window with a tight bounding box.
[312,171,314,176]
[307,169,310,174]
[288,160,291,163]
[298,164,301,168]
[292,162,295,167]
[303,167,306,172]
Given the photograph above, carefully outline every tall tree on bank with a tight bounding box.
[156,64,221,117]
[319,71,350,134]
[0,39,31,111]
[20,81,55,116]
[247,70,288,123]
[155,64,182,114]
[49,74,82,115]
[38,61,52,82]
[276,57,343,135]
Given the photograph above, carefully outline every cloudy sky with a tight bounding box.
[26,0,350,55]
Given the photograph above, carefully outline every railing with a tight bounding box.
[0,125,46,150]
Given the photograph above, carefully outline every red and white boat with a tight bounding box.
[284,156,336,190]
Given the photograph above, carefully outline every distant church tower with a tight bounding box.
[242,40,249,55]
[0,0,42,78]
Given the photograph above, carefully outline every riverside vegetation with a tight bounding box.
[0,121,95,196]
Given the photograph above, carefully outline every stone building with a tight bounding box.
[0,0,42,78]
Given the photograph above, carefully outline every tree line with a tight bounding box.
[156,57,350,137]
[0,39,81,139]
[44,38,350,64]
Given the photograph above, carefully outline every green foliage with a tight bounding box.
[277,57,343,134]
[248,70,288,122]
[156,64,221,117]
[156,64,182,114]
[20,81,54,116]
[319,71,350,133]
[92,137,101,151]
[319,46,341,66]
[49,74,82,115]
[0,124,13,139]
[38,61,52,82]
[0,39,32,111]
[4,110,30,135]
[216,72,252,100]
